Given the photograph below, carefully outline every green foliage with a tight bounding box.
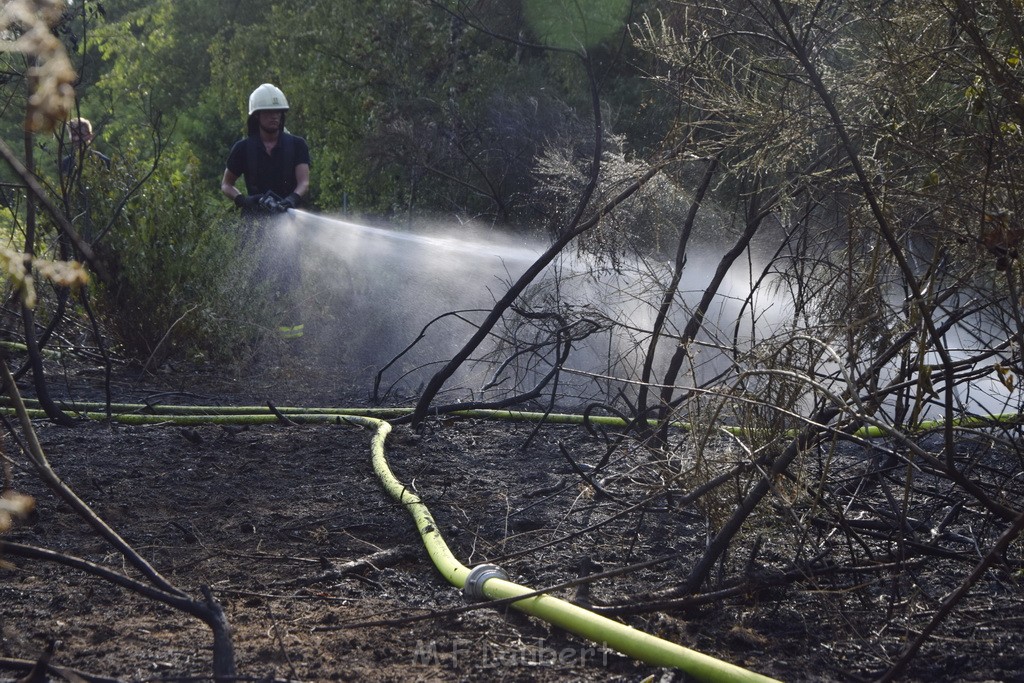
[97,148,269,364]
[208,0,467,215]
[86,0,652,223]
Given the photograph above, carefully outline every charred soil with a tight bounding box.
[2,344,1023,682]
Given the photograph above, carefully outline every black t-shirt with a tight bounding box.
[61,148,112,176]
[226,132,311,198]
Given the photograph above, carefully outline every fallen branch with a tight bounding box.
[877,507,1024,682]
[138,303,197,378]
[266,401,300,425]
[271,545,414,589]
[0,651,121,683]
[313,552,676,631]
[0,358,237,679]
[559,441,618,501]
[0,540,235,679]
[1,359,182,594]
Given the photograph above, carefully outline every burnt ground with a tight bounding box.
[2,338,1024,683]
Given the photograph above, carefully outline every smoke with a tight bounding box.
[254,209,1021,423]
[289,212,539,400]
[285,211,786,407]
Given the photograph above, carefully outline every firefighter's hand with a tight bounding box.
[279,193,301,211]
[234,194,261,211]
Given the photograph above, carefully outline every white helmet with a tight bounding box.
[248,83,289,115]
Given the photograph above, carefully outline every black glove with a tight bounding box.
[279,193,301,211]
[234,193,261,211]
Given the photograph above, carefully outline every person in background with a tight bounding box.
[60,117,112,245]
[220,83,311,346]
[60,117,111,177]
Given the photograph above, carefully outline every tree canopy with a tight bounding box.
[49,0,657,223]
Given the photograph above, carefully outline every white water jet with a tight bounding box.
[278,209,1021,422]
[286,210,782,406]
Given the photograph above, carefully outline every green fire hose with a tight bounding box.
[1,396,781,680]
[9,395,1019,678]
[355,415,779,682]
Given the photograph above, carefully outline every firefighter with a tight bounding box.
[220,83,311,345]
[60,117,112,245]
[60,117,111,177]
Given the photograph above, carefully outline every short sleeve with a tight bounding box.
[293,136,311,168]
[225,139,247,177]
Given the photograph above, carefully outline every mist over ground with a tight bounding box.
[284,211,788,408]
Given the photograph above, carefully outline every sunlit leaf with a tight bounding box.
[995,363,1016,392]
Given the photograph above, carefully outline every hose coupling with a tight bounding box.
[463,563,509,601]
